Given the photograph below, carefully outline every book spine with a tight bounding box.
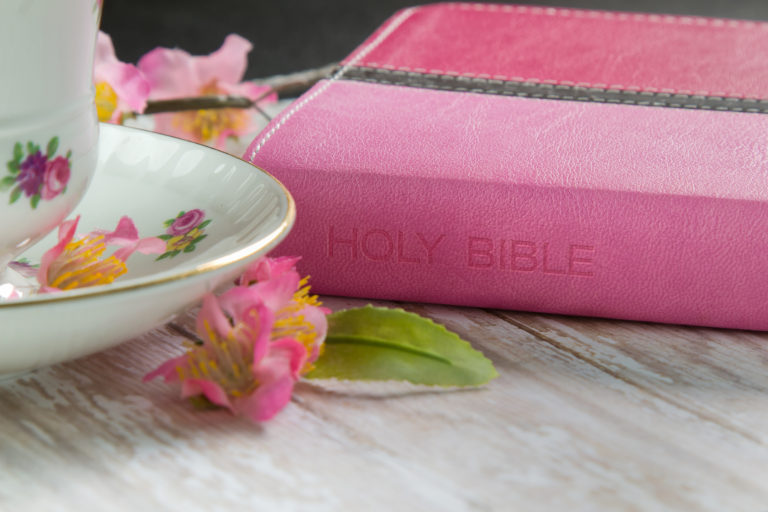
[261,166,768,331]
[247,76,768,331]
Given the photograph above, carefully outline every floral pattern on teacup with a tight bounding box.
[2,137,71,209]
[156,209,211,260]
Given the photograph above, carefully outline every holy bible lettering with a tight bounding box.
[327,226,595,277]
[327,226,445,264]
[466,237,595,277]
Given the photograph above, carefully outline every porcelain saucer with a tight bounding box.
[0,123,295,375]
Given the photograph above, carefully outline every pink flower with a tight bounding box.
[41,156,70,200]
[137,34,276,149]
[96,216,168,262]
[94,31,151,123]
[238,255,301,286]
[167,209,205,236]
[145,256,329,422]
[38,216,164,291]
[239,256,329,364]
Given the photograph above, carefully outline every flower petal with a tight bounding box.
[238,256,301,285]
[94,31,119,71]
[149,113,189,141]
[249,269,301,312]
[196,293,234,344]
[221,272,300,319]
[238,338,307,421]
[95,216,165,261]
[220,81,276,103]
[196,34,252,87]
[37,217,79,287]
[94,32,150,118]
[98,215,139,244]
[218,286,269,329]
[267,337,308,379]
[112,236,166,262]
[143,354,188,383]
[296,304,330,364]
[216,286,274,361]
[237,374,294,422]
[182,378,233,411]
[138,46,197,99]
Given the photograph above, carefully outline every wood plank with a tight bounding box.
[315,299,768,510]
[0,298,766,510]
[497,310,768,443]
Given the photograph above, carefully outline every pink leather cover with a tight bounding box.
[246,3,768,330]
[350,3,768,98]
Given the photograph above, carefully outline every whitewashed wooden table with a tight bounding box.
[2,294,768,511]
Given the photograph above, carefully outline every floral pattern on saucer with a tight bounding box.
[2,137,71,209]
[156,209,211,260]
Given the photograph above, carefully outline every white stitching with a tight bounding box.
[247,7,418,162]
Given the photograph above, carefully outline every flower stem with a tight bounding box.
[142,95,258,114]
[129,62,338,120]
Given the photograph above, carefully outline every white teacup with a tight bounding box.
[0,0,101,274]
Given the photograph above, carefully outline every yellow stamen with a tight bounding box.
[170,80,249,143]
[179,319,257,399]
[175,274,326,399]
[95,81,118,122]
[46,235,127,290]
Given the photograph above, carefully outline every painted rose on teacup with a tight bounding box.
[42,155,72,200]
[167,209,205,236]
[0,0,101,276]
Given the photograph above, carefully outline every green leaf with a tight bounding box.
[155,252,171,261]
[65,149,72,160]
[7,160,19,174]
[30,194,40,209]
[46,136,59,158]
[183,245,197,253]
[9,186,22,204]
[156,234,173,240]
[13,142,23,162]
[0,176,15,191]
[197,219,212,230]
[306,306,498,387]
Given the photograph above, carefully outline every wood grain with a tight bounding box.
[1,297,767,511]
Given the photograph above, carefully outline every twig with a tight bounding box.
[142,95,258,114]
[131,62,338,119]
[251,62,338,98]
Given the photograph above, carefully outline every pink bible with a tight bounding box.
[245,3,768,330]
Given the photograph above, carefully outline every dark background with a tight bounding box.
[102,1,768,79]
